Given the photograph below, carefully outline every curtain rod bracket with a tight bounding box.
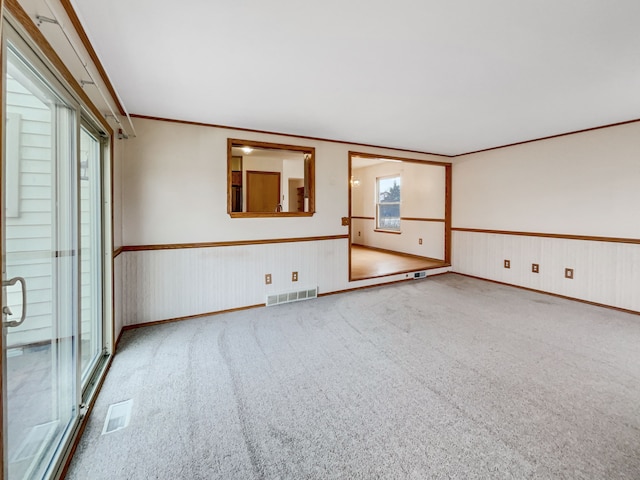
[35,15,58,27]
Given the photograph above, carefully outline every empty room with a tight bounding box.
[1,1,639,479]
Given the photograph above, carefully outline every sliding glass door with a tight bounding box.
[79,125,104,383]
[2,23,108,480]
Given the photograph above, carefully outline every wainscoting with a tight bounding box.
[452,229,640,313]
[120,237,451,327]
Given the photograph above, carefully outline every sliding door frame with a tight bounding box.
[0,1,6,477]
[1,4,114,478]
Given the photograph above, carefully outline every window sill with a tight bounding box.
[374,229,402,235]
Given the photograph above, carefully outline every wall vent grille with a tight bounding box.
[267,287,318,306]
[102,399,133,435]
[413,271,427,279]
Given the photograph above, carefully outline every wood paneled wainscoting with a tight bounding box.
[452,229,640,314]
[119,236,452,328]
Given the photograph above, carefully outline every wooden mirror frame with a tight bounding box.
[227,138,315,218]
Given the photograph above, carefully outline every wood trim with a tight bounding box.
[117,268,450,335]
[226,139,233,214]
[227,138,315,217]
[453,273,640,316]
[121,234,349,252]
[321,278,414,296]
[131,114,640,160]
[229,138,315,154]
[133,113,449,158]
[451,228,640,245]
[444,165,452,264]
[348,156,353,281]
[114,323,126,351]
[348,150,451,282]
[355,244,446,263]
[459,118,640,156]
[120,303,265,331]
[400,217,446,223]
[229,212,314,218]
[350,264,451,282]
[119,273,450,335]
[113,246,123,258]
[5,0,112,134]
[59,0,125,115]
[349,150,452,167]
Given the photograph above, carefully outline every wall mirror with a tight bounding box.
[227,139,315,217]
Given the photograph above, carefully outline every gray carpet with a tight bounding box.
[67,274,640,479]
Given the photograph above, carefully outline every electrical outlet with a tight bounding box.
[418,238,423,245]
[532,263,539,273]
[292,271,298,282]
[358,231,361,237]
[504,259,510,269]
[565,268,574,279]
[265,274,272,285]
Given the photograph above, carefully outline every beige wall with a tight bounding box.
[451,121,640,312]
[452,122,640,237]
[120,117,452,325]
[112,135,125,341]
[122,118,447,245]
[351,161,446,259]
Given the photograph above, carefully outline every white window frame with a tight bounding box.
[376,174,401,232]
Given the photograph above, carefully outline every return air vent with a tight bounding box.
[102,399,133,435]
[267,287,318,306]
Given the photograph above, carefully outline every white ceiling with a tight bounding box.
[70,0,640,156]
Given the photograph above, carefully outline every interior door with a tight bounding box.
[246,171,280,212]
[2,38,78,480]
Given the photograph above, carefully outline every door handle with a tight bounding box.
[3,276,27,328]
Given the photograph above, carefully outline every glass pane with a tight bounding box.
[4,44,77,480]
[79,127,102,381]
[377,176,401,203]
[377,176,401,230]
[378,204,400,230]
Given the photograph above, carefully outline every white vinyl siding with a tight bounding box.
[5,74,54,347]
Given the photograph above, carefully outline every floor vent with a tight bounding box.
[11,421,58,462]
[267,287,318,306]
[102,399,133,435]
[413,271,427,279]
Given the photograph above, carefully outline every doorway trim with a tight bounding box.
[348,151,452,282]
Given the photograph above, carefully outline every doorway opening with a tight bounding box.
[348,152,451,281]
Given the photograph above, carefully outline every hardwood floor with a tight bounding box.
[350,244,448,280]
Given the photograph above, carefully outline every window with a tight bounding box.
[376,175,401,231]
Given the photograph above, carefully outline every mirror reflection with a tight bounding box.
[228,139,315,217]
